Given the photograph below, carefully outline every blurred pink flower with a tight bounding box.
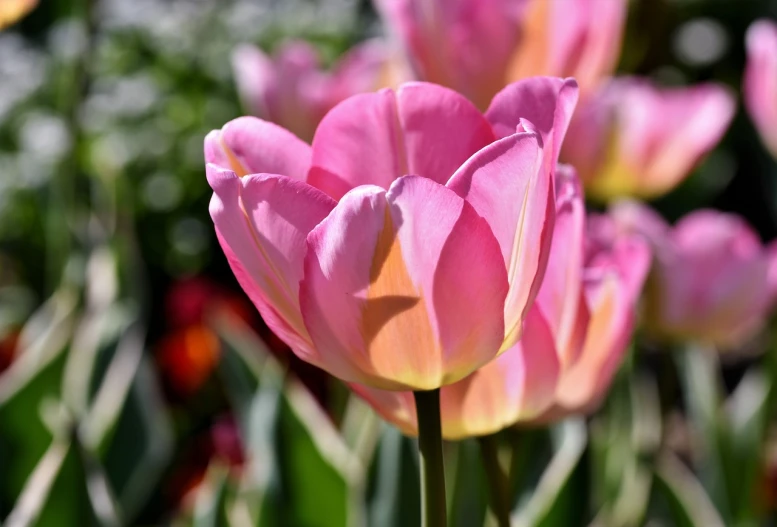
[562,78,735,201]
[204,77,578,391]
[607,201,777,348]
[232,40,389,142]
[352,167,649,437]
[374,0,626,109]
[745,19,777,158]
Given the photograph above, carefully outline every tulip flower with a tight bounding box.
[745,20,777,158]
[0,0,37,29]
[608,201,777,348]
[374,0,626,109]
[351,167,650,437]
[561,78,735,202]
[232,40,389,142]
[205,77,578,391]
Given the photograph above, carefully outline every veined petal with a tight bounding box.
[351,306,559,439]
[447,131,550,349]
[307,83,496,200]
[536,165,589,366]
[207,164,335,359]
[205,117,312,180]
[300,176,508,390]
[486,76,579,169]
[554,270,633,412]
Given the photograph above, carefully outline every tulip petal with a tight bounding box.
[205,116,312,180]
[300,175,508,390]
[535,165,589,366]
[745,20,777,156]
[447,131,549,349]
[207,164,335,358]
[486,76,579,167]
[307,83,496,200]
[554,270,632,412]
[351,306,559,438]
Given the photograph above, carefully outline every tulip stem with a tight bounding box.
[413,389,447,527]
[478,434,512,527]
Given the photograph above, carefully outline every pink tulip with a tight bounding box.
[374,0,626,109]
[608,201,777,348]
[232,40,388,142]
[205,77,578,391]
[745,20,777,158]
[352,167,649,437]
[562,78,735,202]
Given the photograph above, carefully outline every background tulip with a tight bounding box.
[205,78,577,390]
[608,201,777,348]
[745,19,777,159]
[506,0,627,98]
[232,39,388,142]
[374,0,626,109]
[562,78,736,202]
[547,234,650,416]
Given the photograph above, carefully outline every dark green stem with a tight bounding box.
[413,389,447,527]
[478,434,511,527]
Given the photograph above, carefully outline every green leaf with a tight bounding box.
[653,453,725,527]
[448,439,487,527]
[192,464,231,527]
[3,440,94,527]
[366,424,420,527]
[275,380,362,527]
[513,419,588,527]
[101,354,173,521]
[723,368,770,525]
[677,346,731,520]
[0,291,77,515]
[215,315,362,526]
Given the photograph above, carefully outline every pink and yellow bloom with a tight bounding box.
[232,40,389,142]
[562,78,735,202]
[374,0,627,109]
[0,0,37,29]
[607,201,777,348]
[745,20,777,158]
[353,168,650,438]
[205,77,578,391]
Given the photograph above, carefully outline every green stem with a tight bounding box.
[478,435,511,527]
[414,389,447,527]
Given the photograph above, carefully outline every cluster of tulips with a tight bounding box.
[205,1,777,524]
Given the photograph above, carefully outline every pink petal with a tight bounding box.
[207,164,335,359]
[535,165,589,366]
[351,306,560,439]
[205,117,312,180]
[306,83,496,200]
[447,131,550,349]
[554,269,634,413]
[745,20,777,157]
[374,0,522,110]
[486,76,579,169]
[545,0,627,96]
[231,44,274,118]
[300,176,508,390]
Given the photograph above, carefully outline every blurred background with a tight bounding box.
[3,0,777,525]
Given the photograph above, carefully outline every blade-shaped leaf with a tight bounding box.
[653,452,725,527]
[366,424,421,527]
[448,439,487,527]
[512,419,588,527]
